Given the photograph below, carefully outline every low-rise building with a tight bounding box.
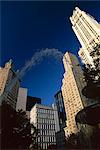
[30,104,59,150]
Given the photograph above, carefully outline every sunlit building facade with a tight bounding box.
[30,104,59,150]
[70,7,100,67]
[0,60,20,109]
[16,87,28,111]
[62,52,88,137]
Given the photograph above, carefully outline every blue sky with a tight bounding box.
[1,1,100,105]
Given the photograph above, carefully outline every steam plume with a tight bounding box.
[19,48,63,78]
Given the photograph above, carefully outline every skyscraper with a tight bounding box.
[0,60,20,109]
[61,52,88,136]
[70,7,100,67]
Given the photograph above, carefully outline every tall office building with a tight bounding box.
[62,52,90,136]
[30,104,59,150]
[16,87,28,111]
[0,60,20,109]
[70,7,100,67]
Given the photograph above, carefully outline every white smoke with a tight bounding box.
[19,48,63,78]
[0,48,64,102]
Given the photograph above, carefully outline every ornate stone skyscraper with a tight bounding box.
[61,52,92,137]
[0,60,20,109]
[70,7,100,67]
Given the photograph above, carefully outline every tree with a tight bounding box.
[78,43,100,149]
[64,133,82,149]
[82,44,100,99]
[0,101,37,149]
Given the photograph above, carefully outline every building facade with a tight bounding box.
[0,60,20,109]
[16,87,28,111]
[54,90,66,129]
[61,52,89,137]
[54,91,67,149]
[30,104,59,150]
[70,7,100,67]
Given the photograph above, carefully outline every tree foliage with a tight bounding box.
[83,44,100,84]
[0,101,37,149]
[64,133,82,149]
[82,44,100,98]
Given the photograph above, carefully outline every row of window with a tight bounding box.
[37,136,56,143]
[38,118,54,124]
[78,18,92,42]
[38,130,55,136]
[37,113,54,120]
[81,15,99,39]
[38,123,55,130]
[37,108,54,114]
[37,142,56,150]
[75,24,88,48]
